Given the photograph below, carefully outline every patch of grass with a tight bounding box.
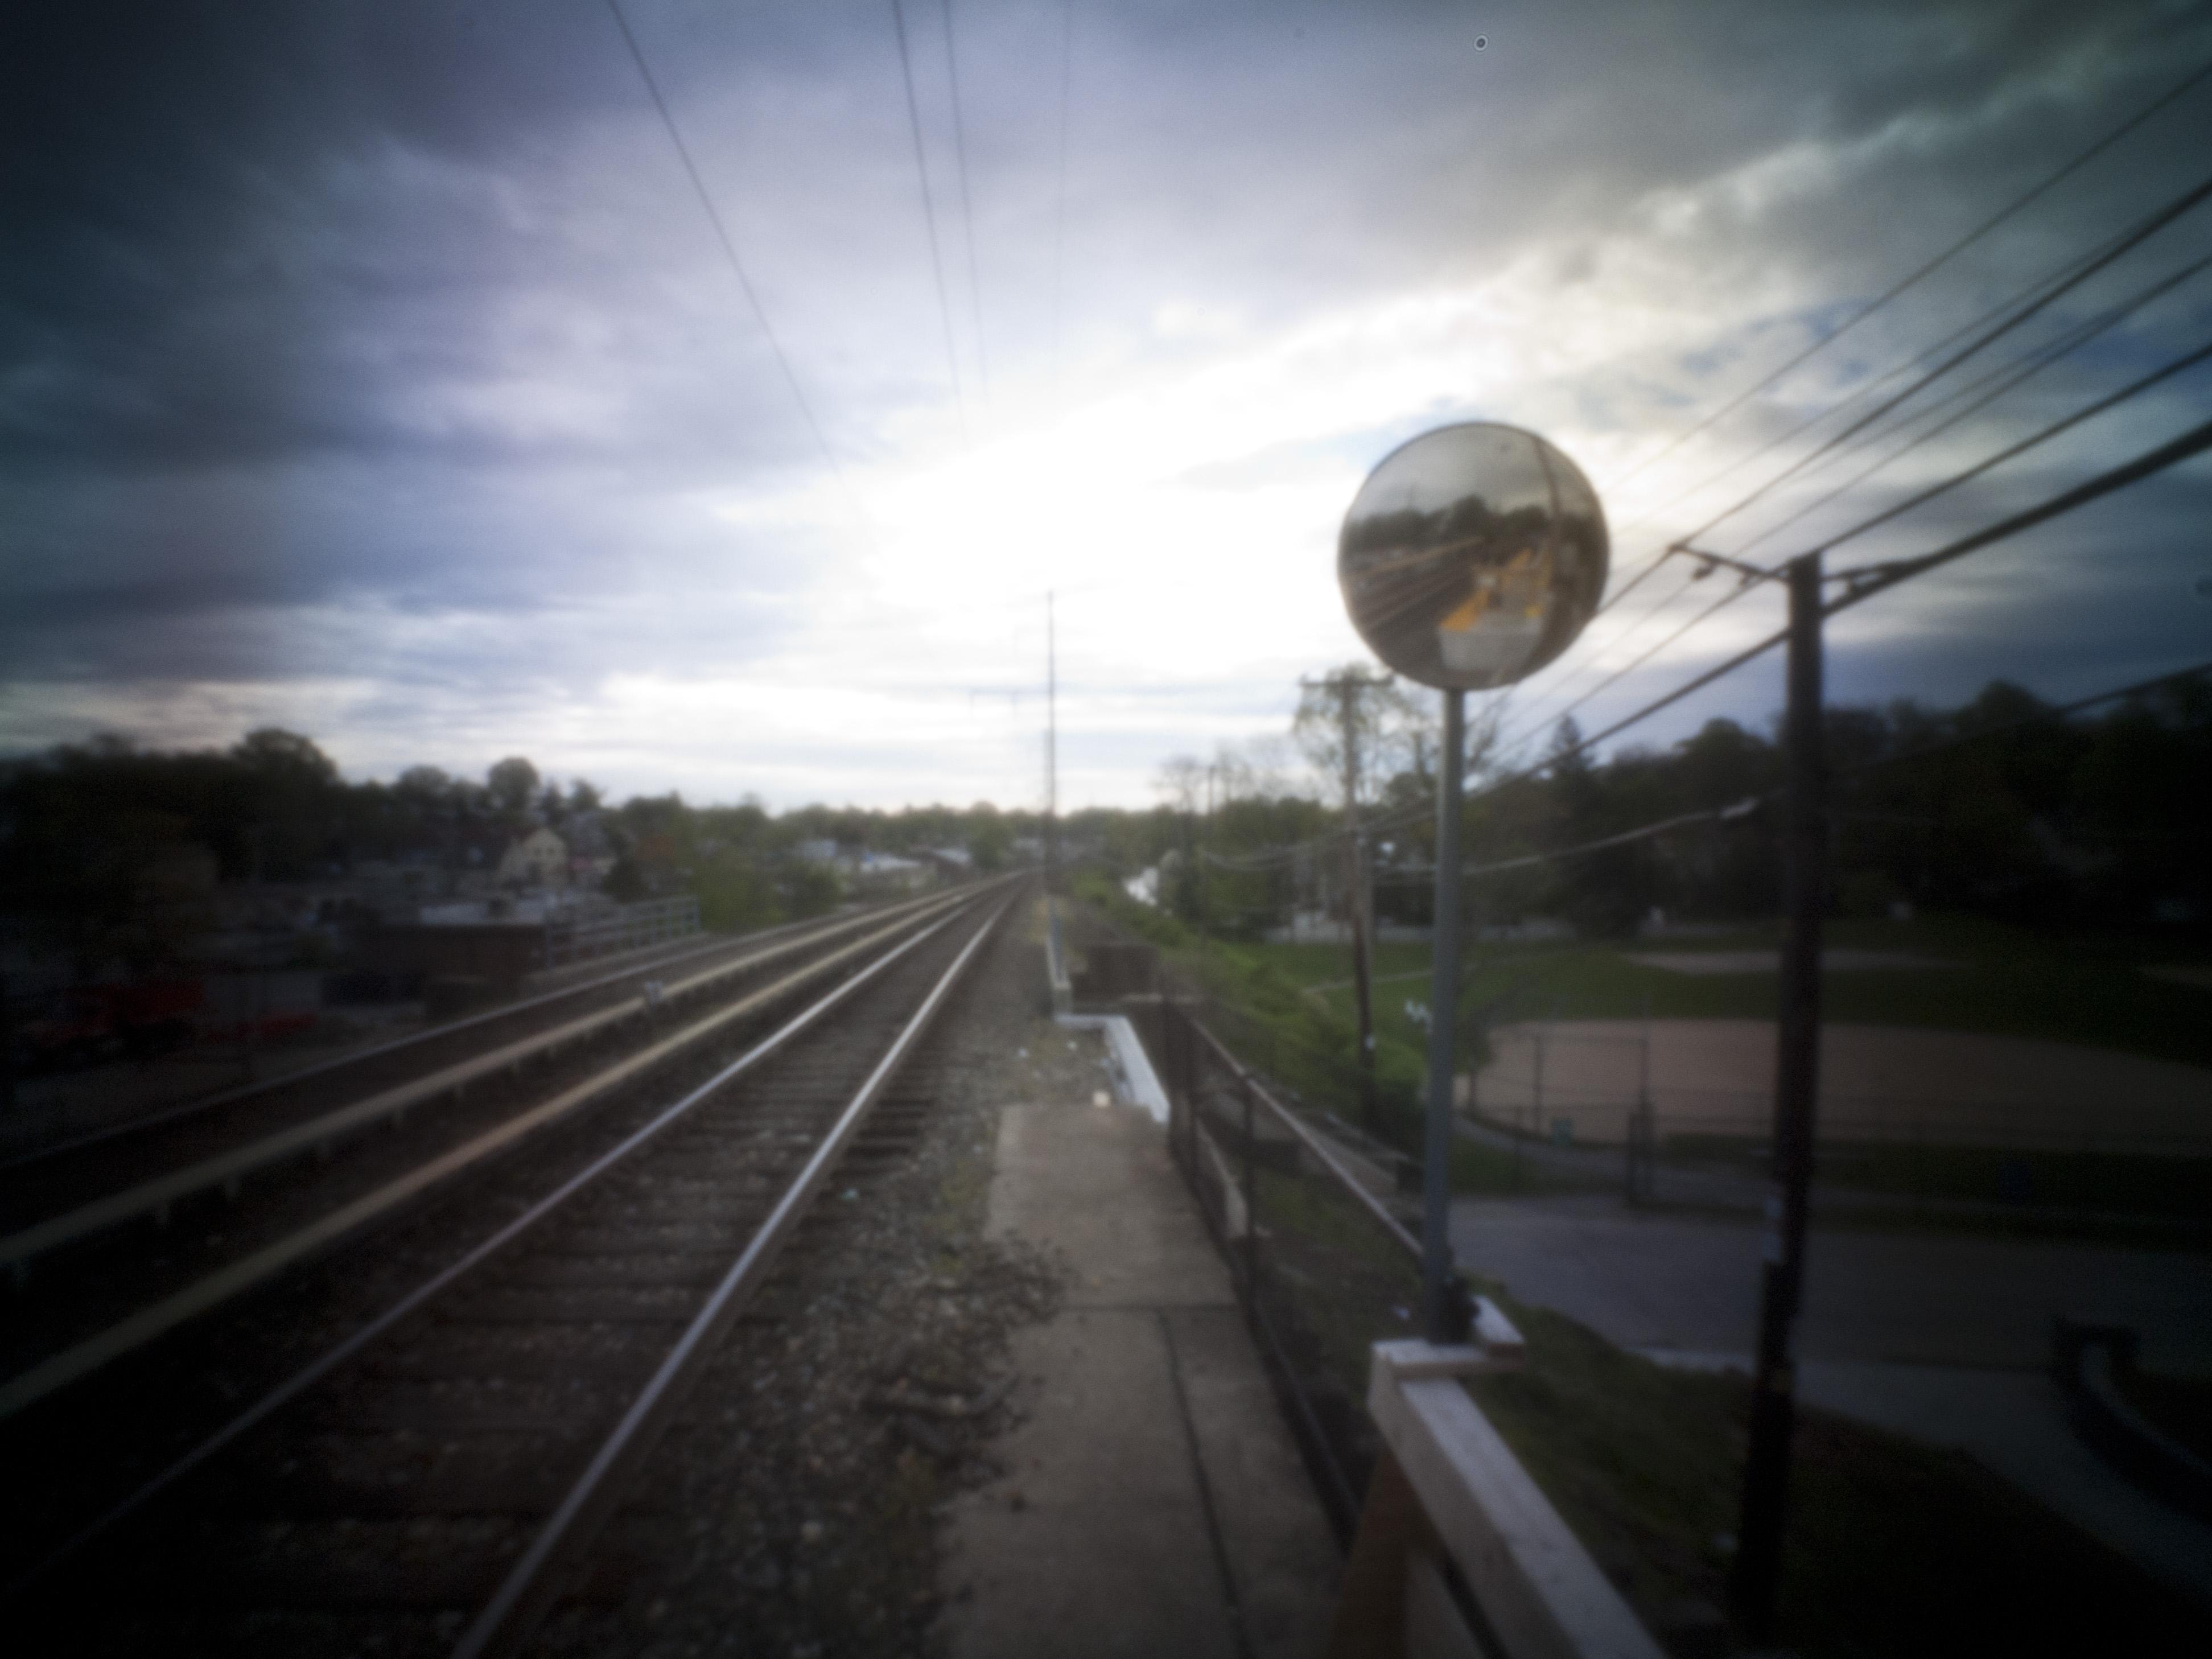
[1467,1288,2212,1656]
[1251,912,2212,1071]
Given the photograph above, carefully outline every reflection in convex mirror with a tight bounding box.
[1337,422,1609,691]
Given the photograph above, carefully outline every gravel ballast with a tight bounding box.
[536,915,1113,1658]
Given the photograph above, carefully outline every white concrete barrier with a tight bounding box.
[1328,1335,1665,1659]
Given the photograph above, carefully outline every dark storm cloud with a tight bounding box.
[0,1,894,477]
[3,0,2210,797]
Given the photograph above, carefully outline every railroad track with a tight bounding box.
[0,881,1005,1415]
[3,880,1020,1656]
[0,886,963,1234]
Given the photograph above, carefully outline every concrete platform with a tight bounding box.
[938,1085,1340,1659]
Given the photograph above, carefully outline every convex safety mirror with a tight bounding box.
[1338,422,1608,690]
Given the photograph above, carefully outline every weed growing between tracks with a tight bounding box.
[533,933,1082,1659]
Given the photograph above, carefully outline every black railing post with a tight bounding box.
[1241,1077,1259,1292]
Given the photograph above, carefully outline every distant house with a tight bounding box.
[497,826,569,889]
[919,846,974,879]
[796,838,843,866]
[852,850,932,894]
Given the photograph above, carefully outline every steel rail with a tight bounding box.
[0,913,756,1176]
[1188,1018,1420,1261]
[0,884,1011,1420]
[453,891,1015,1658]
[0,886,978,1277]
[0,887,1004,1604]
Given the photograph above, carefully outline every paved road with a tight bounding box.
[1451,1194,2212,1604]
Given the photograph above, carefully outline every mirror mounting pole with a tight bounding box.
[1421,687,1466,1342]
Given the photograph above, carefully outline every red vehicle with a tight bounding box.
[18,979,204,1071]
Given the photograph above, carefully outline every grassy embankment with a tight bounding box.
[1467,1286,2212,1657]
[1288,912,2212,1069]
[1235,1169,2212,1654]
[1075,881,2211,1648]
[1068,872,1548,1193]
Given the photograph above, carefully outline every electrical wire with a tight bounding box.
[1051,0,1074,388]
[604,0,847,489]
[1566,410,2212,769]
[1835,657,2212,781]
[940,0,990,401]
[1591,199,2197,624]
[1364,655,2212,885]
[1201,406,2212,874]
[1499,319,2212,761]
[1670,166,2212,552]
[1790,332,2212,560]
[891,0,969,444]
[1725,250,2212,561]
[1519,221,2212,749]
[1601,56,2212,496]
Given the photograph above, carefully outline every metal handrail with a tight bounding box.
[1187,1014,1420,1262]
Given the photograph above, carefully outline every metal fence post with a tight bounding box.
[1241,1076,1259,1292]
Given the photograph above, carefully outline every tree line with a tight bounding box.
[0,732,1035,970]
[5,667,2202,978]
[1132,673,2211,941]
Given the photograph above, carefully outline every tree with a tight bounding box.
[487,756,540,819]
[969,809,1012,872]
[232,728,338,785]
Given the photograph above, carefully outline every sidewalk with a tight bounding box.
[938,1076,1340,1659]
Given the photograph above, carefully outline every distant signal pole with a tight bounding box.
[1046,590,1058,886]
[1301,668,1393,1130]
[1045,592,1064,975]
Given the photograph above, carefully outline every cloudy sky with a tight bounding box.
[5,0,2210,810]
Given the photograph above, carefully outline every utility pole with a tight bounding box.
[1731,551,1828,1639]
[1200,761,1215,952]
[1301,668,1393,1130]
[1045,591,1063,967]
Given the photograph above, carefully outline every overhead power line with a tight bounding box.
[1603,55,2212,496]
[1836,656,2212,780]
[1369,800,1761,883]
[1220,406,2212,875]
[1359,655,2212,886]
[1725,250,2212,561]
[1540,227,2161,727]
[1051,0,1074,388]
[1503,258,2212,764]
[1668,164,2212,552]
[605,0,847,488]
[1565,411,2212,770]
[941,0,990,401]
[891,0,969,444]
[1586,227,2136,628]
[1500,324,2212,757]
[1591,69,2212,629]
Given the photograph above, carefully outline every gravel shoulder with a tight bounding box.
[533,917,1113,1659]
